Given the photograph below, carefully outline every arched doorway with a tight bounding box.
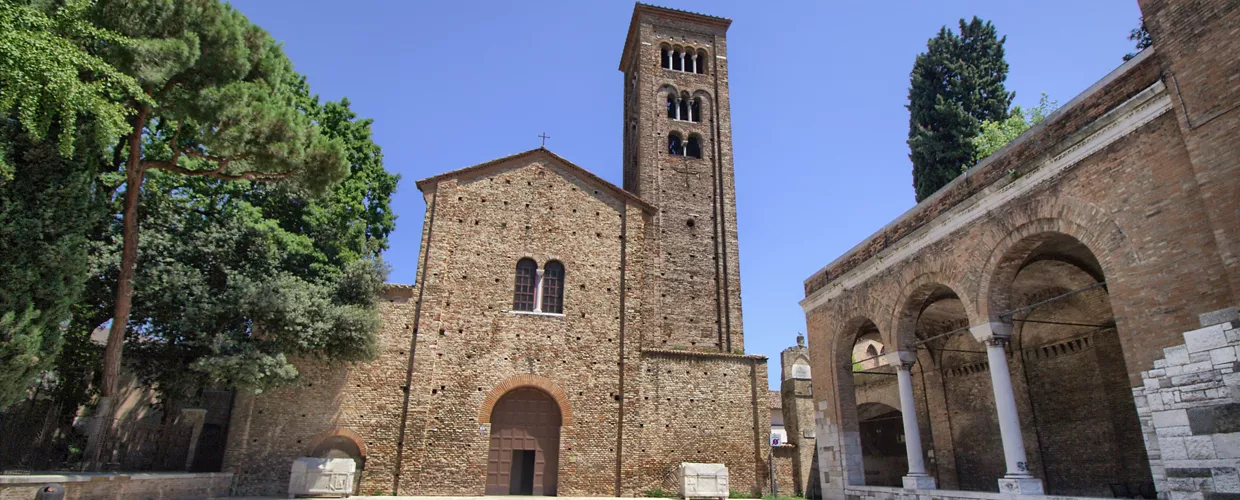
[486,387,562,495]
[994,232,1151,497]
[857,403,904,487]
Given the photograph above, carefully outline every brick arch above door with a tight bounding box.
[479,374,574,426]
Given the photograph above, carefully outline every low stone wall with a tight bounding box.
[0,472,232,500]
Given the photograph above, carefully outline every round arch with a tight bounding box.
[305,427,368,458]
[976,198,1139,323]
[479,374,574,426]
[889,272,978,351]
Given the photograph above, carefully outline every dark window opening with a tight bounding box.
[542,261,565,314]
[661,47,670,69]
[691,98,701,122]
[697,49,708,74]
[679,95,690,122]
[668,133,684,156]
[667,93,676,119]
[513,258,537,311]
[672,49,682,71]
[687,135,702,158]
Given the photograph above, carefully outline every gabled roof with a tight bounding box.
[619,3,732,71]
[414,147,657,214]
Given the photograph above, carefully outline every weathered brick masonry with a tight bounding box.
[223,4,770,497]
[802,3,1239,500]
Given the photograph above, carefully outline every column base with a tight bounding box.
[902,475,937,490]
[997,476,1044,495]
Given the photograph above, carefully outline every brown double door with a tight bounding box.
[485,388,561,495]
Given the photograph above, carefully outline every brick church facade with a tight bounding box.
[222,4,772,497]
[801,2,1240,500]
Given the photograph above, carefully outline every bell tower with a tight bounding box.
[620,4,743,353]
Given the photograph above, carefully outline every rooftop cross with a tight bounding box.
[538,132,551,148]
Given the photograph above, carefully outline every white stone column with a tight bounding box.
[885,351,936,490]
[690,53,698,73]
[971,322,1044,495]
[674,98,682,120]
[533,268,545,313]
[680,51,686,71]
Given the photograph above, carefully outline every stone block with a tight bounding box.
[1197,352,1218,363]
[1215,348,1240,366]
[1169,492,1205,500]
[1186,362,1217,375]
[1215,467,1240,493]
[1169,346,1194,366]
[1158,409,1193,427]
[1152,369,1170,378]
[1168,477,1213,492]
[1187,435,1219,459]
[1154,396,1168,411]
[1160,359,1170,368]
[997,477,1043,495]
[1228,329,1240,344]
[1164,437,1191,460]
[1188,324,1231,353]
[1159,425,1194,437]
[902,475,936,490]
[1200,307,1240,328]
[1190,404,1240,435]
[1214,433,1240,459]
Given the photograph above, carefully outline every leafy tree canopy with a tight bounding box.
[74,85,398,404]
[0,0,147,180]
[1124,17,1153,61]
[971,93,1059,163]
[908,16,1014,202]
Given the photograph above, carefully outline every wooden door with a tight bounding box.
[485,387,561,495]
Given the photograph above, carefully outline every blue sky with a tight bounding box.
[230,1,1144,389]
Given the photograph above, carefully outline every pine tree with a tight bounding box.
[908,17,1014,202]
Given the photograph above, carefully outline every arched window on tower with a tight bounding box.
[667,93,677,119]
[541,261,565,314]
[687,135,702,158]
[696,49,708,74]
[690,97,702,122]
[513,258,537,312]
[671,48,683,71]
[679,94,690,122]
[661,45,671,69]
[668,133,684,156]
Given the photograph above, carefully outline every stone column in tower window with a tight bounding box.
[533,268,545,313]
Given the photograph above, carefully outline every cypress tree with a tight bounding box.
[908,17,1014,202]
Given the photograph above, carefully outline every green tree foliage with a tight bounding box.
[908,17,1015,202]
[1124,17,1153,61]
[971,93,1059,162]
[105,91,398,403]
[83,0,351,411]
[0,0,146,179]
[0,125,109,406]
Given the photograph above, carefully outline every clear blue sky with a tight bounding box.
[230,1,1143,389]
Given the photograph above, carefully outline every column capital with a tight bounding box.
[881,350,918,369]
[970,321,1013,344]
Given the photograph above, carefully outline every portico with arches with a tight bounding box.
[800,16,1240,500]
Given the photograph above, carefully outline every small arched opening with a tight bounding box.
[668,132,684,156]
[696,49,709,74]
[686,135,702,158]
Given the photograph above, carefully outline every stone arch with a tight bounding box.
[479,374,573,426]
[305,427,368,458]
[890,272,978,352]
[976,197,1139,323]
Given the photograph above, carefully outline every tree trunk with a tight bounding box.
[85,106,148,469]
